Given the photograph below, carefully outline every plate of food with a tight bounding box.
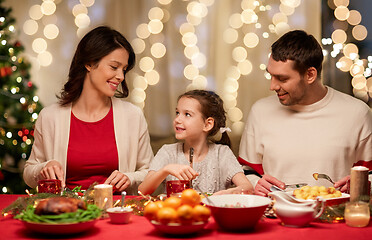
[287,185,350,206]
[21,219,99,235]
[15,197,101,235]
[150,220,208,235]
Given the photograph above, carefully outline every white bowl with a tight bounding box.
[201,194,271,231]
[106,207,133,224]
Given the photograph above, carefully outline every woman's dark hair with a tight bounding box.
[58,26,135,105]
[271,30,323,77]
[178,90,231,147]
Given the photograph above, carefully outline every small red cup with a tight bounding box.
[37,179,62,194]
[166,180,190,197]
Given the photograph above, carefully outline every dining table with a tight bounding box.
[0,194,371,240]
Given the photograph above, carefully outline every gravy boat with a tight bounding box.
[268,191,325,227]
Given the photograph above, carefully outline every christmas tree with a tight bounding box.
[0,0,43,194]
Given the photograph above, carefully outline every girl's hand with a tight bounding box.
[105,170,131,192]
[40,160,65,188]
[164,164,199,181]
[214,186,253,195]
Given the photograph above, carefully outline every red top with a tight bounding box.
[66,107,118,190]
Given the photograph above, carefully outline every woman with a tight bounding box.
[23,26,154,195]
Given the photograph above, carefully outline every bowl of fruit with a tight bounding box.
[144,189,210,235]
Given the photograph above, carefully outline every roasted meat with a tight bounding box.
[35,197,87,215]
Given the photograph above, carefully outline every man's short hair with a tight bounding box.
[271,30,324,77]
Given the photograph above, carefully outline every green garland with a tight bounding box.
[318,202,372,223]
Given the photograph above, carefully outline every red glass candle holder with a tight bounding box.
[166,180,190,197]
[37,179,62,194]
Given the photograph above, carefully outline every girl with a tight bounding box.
[23,26,154,195]
[139,90,253,195]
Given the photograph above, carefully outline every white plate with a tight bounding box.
[286,191,350,205]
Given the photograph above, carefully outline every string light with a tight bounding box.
[18,1,370,115]
[128,0,172,109]
[222,0,302,135]
[22,0,94,67]
[178,0,214,93]
[324,0,370,102]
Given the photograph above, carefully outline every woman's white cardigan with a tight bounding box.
[23,98,154,195]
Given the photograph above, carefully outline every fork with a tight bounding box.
[189,148,194,188]
[312,173,335,184]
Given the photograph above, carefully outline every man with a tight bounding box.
[239,30,372,197]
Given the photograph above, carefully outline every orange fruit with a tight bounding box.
[177,204,194,224]
[157,207,178,224]
[163,196,182,209]
[144,201,160,221]
[192,205,211,222]
[154,200,164,209]
[181,189,201,207]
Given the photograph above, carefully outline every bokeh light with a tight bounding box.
[243,32,259,48]
[151,42,166,58]
[41,1,56,16]
[347,10,361,25]
[331,29,347,44]
[352,25,367,41]
[32,38,47,53]
[43,24,59,39]
[29,5,43,20]
[23,19,38,35]
[334,6,349,21]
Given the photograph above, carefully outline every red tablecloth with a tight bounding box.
[1,194,371,240]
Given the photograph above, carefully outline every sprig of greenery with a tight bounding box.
[71,186,83,193]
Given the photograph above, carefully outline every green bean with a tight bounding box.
[15,204,102,224]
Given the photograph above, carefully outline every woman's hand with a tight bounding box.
[164,164,199,181]
[40,160,65,188]
[105,170,131,192]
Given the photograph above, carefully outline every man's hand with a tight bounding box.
[255,174,285,196]
[334,175,350,193]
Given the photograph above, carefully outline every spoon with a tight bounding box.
[121,191,126,211]
[194,185,215,206]
[270,185,285,192]
[269,186,314,205]
[285,183,308,189]
[313,173,335,184]
[268,191,314,205]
